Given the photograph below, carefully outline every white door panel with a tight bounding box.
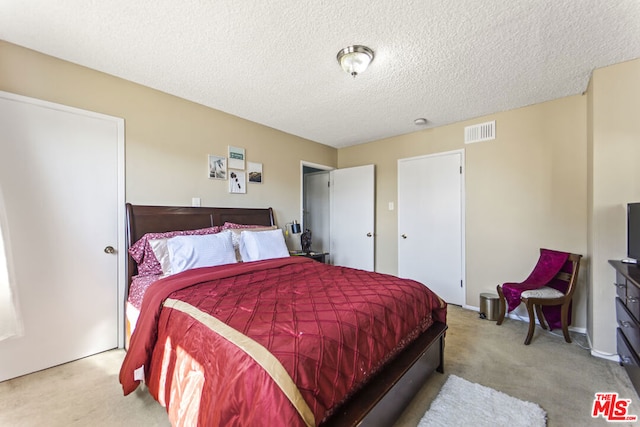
[0,92,123,381]
[398,152,464,305]
[330,165,375,271]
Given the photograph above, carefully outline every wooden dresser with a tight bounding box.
[611,260,640,395]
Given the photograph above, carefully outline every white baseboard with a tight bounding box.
[462,304,621,360]
[584,333,620,362]
[464,304,586,333]
[591,350,620,362]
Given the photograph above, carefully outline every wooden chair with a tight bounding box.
[496,251,582,345]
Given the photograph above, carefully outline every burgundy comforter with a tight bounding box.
[120,257,446,426]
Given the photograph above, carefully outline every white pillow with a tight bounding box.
[226,225,277,261]
[166,232,237,274]
[239,229,290,262]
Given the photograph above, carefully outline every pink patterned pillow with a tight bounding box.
[129,226,222,276]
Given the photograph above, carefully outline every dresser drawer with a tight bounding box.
[627,282,640,320]
[618,328,640,397]
[615,271,627,300]
[618,327,640,367]
[617,297,640,355]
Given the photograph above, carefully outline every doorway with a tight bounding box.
[301,162,376,271]
[301,162,333,256]
[303,170,330,253]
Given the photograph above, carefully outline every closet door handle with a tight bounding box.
[401,234,407,239]
[104,246,115,254]
[366,232,372,237]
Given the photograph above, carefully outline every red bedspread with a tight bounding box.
[120,257,446,426]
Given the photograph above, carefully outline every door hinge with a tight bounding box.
[459,166,462,174]
[460,279,463,287]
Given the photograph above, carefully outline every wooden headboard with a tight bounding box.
[125,203,275,285]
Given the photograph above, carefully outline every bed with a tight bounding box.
[119,203,447,426]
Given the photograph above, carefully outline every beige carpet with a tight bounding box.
[395,305,639,427]
[0,348,169,427]
[0,305,637,426]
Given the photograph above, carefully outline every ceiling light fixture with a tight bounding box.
[414,118,428,125]
[337,45,374,78]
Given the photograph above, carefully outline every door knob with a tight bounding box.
[401,234,407,239]
[366,232,372,237]
[104,246,115,254]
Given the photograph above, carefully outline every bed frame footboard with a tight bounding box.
[321,321,447,427]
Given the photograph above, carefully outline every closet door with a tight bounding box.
[398,151,464,305]
[0,91,124,381]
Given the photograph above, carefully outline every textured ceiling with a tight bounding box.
[2,1,640,148]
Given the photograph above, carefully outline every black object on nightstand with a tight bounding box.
[301,229,312,253]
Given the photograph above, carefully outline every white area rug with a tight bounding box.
[418,375,547,427]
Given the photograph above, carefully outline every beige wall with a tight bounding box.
[589,58,640,354]
[3,39,639,355]
[338,95,589,329]
[0,41,337,248]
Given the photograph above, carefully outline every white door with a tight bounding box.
[303,171,330,253]
[398,151,464,305]
[0,92,124,382]
[330,165,375,271]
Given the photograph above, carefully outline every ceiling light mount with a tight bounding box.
[337,45,374,78]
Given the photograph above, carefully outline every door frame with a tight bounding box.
[0,90,127,348]
[300,160,334,228]
[398,149,466,306]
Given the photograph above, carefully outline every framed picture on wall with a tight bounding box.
[229,169,246,194]
[208,155,227,179]
[228,146,245,170]
[248,162,262,183]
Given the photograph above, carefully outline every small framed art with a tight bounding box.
[248,162,263,183]
[208,155,227,179]
[229,170,246,193]
[228,146,245,170]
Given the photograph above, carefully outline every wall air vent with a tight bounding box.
[464,120,496,144]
